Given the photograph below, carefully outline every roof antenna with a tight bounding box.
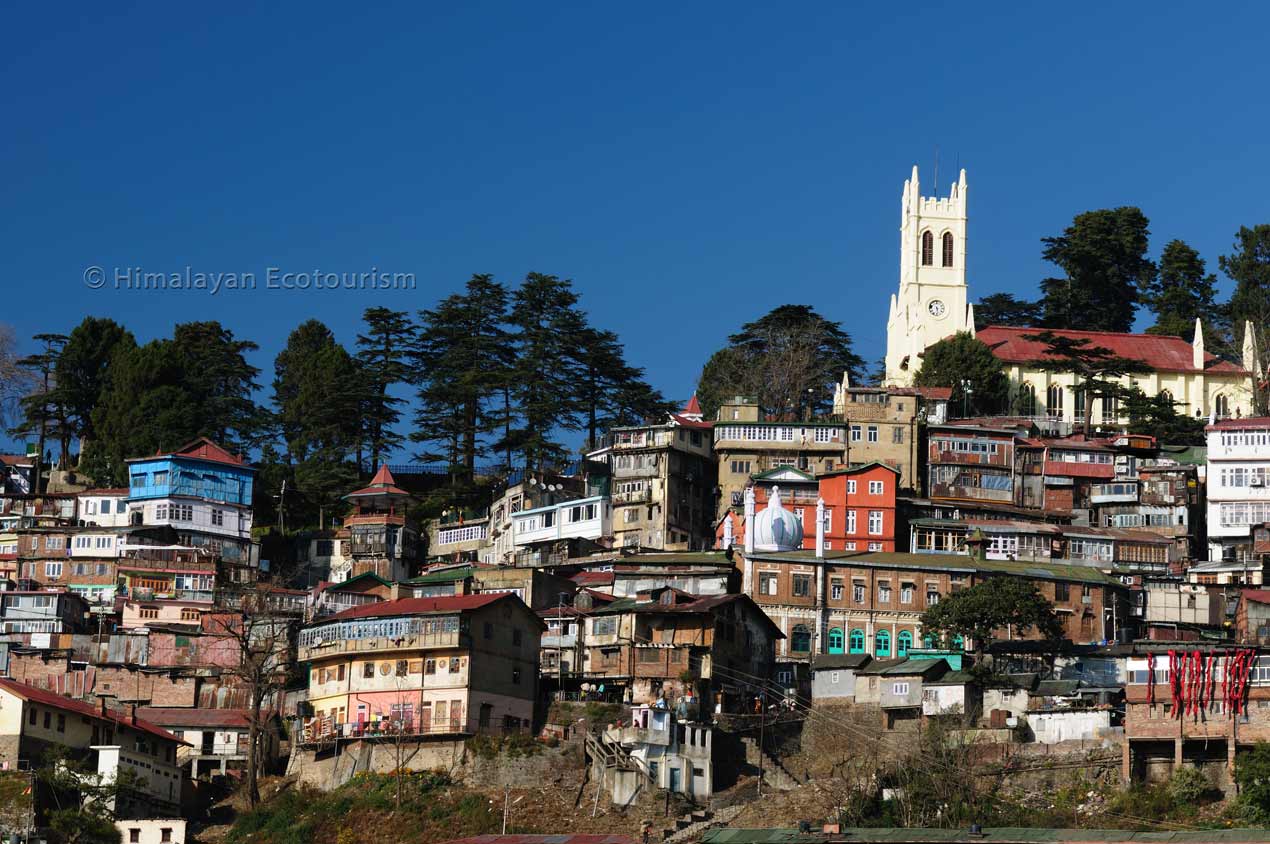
[933,144,939,199]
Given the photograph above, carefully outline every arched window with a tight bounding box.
[1046,385,1064,418]
[921,231,934,266]
[1017,383,1036,416]
[897,630,913,657]
[827,627,845,654]
[790,624,811,654]
[941,232,954,267]
[875,630,891,657]
[848,629,865,654]
[922,633,934,649]
[1159,389,1174,407]
[1215,394,1230,418]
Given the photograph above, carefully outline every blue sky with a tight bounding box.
[3,3,1268,456]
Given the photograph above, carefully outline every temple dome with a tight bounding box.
[751,486,803,552]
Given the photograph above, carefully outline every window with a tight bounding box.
[875,630,891,657]
[878,581,892,603]
[828,628,844,652]
[847,480,857,494]
[130,830,141,844]
[941,231,954,267]
[180,608,200,622]
[898,630,913,657]
[849,629,865,653]
[850,425,862,442]
[790,625,811,653]
[869,480,884,495]
[926,586,940,606]
[921,230,934,266]
[1046,384,1064,417]
[847,510,857,534]
[852,582,865,603]
[512,628,523,646]
[512,668,521,684]
[867,426,878,443]
[130,474,145,489]
[730,460,751,475]
[45,562,63,579]
[792,574,812,597]
[211,508,224,527]
[396,660,408,677]
[363,662,375,679]
[892,426,904,444]
[425,659,436,675]
[830,579,844,601]
[56,713,65,733]
[1215,394,1230,418]
[892,681,910,696]
[868,511,884,535]
[138,607,159,620]
[900,583,914,604]
[1101,395,1119,423]
[759,573,778,596]
[593,617,617,636]
[153,471,169,486]
[1055,582,1070,601]
[161,829,172,843]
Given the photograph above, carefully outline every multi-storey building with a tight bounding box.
[909,519,1175,574]
[712,398,847,518]
[1123,646,1270,785]
[334,465,417,583]
[831,381,950,493]
[76,488,131,528]
[125,438,256,585]
[297,594,541,741]
[0,454,34,494]
[0,590,89,633]
[0,678,185,820]
[1205,417,1270,562]
[580,588,781,711]
[592,397,717,551]
[926,423,1026,508]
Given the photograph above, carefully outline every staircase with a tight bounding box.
[584,730,656,805]
[661,805,743,843]
[741,736,800,791]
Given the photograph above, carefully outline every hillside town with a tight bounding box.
[2,164,1270,844]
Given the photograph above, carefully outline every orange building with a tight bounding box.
[716,462,899,554]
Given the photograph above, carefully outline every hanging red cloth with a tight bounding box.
[1147,652,1156,705]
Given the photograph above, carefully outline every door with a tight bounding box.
[201,732,214,755]
[420,703,432,734]
[827,628,845,655]
[450,699,462,732]
[668,767,681,793]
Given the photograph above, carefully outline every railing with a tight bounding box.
[299,716,529,744]
[298,631,464,660]
[613,489,651,505]
[929,483,1013,503]
[118,551,215,569]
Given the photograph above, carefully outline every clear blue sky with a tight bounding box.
[3,3,1268,456]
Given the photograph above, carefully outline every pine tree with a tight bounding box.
[14,333,69,483]
[1038,208,1156,332]
[55,317,134,460]
[272,320,362,526]
[507,273,588,470]
[913,332,1010,417]
[1222,224,1270,414]
[355,307,413,471]
[574,327,672,450]
[172,322,265,448]
[1144,239,1228,351]
[413,275,515,479]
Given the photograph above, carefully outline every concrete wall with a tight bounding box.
[115,819,187,844]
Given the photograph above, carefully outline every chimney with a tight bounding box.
[743,487,756,556]
[815,497,825,559]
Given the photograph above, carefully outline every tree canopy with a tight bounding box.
[1038,207,1156,332]
[1222,224,1270,414]
[696,305,863,421]
[1020,330,1151,435]
[912,332,1009,417]
[974,293,1041,330]
[1144,239,1227,349]
[920,576,1063,651]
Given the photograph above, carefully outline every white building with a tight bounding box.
[76,488,132,528]
[1206,418,1270,561]
[511,495,611,548]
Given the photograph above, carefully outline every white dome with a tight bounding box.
[752,486,803,552]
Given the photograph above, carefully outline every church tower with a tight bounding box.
[884,165,973,386]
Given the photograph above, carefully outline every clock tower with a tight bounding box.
[883,165,974,386]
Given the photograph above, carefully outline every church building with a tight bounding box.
[883,166,1257,423]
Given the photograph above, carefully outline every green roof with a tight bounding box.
[745,549,1120,587]
[702,829,1270,843]
[401,566,474,585]
[325,571,390,591]
[751,466,816,482]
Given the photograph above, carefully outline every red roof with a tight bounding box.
[324,593,509,621]
[127,437,248,467]
[669,413,712,431]
[0,455,33,467]
[977,326,1248,375]
[1241,590,1270,606]
[1207,417,1270,431]
[77,488,129,496]
[136,707,271,729]
[345,465,410,498]
[0,678,184,744]
[570,571,615,586]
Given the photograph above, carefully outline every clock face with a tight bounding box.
[928,299,946,317]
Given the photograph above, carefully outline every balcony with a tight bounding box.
[1090,483,1139,504]
[613,489,651,505]
[298,630,464,662]
[118,553,216,572]
[298,717,473,745]
[541,633,578,649]
[930,483,1013,503]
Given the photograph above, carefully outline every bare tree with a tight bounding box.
[205,586,295,808]
[0,324,34,432]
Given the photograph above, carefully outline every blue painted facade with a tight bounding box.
[127,456,254,505]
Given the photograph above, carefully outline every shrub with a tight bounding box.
[1167,766,1212,805]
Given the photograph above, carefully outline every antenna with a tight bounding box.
[933,144,939,199]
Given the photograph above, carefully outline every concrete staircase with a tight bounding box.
[741,736,800,791]
[661,805,743,843]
